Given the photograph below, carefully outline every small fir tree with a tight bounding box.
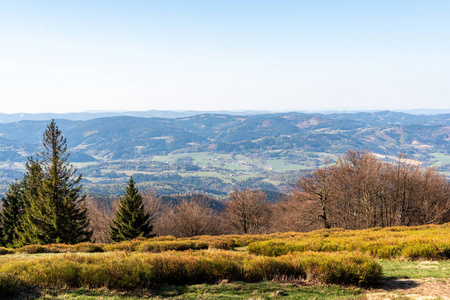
[0,181,23,247]
[14,158,45,246]
[109,177,155,241]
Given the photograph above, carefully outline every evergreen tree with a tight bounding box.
[109,177,155,241]
[18,120,92,245]
[0,180,23,247]
[17,158,43,246]
[17,157,49,246]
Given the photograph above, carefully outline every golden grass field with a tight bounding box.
[0,223,449,299]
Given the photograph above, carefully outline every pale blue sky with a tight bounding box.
[0,0,449,113]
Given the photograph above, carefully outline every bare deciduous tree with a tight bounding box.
[282,151,450,231]
[270,190,321,232]
[86,196,114,243]
[141,191,168,236]
[222,188,271,234]
[172,199,221,237]
[157,195,221,238]
[296,162,335,229]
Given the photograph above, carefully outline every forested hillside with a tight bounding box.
[0,111,448,196]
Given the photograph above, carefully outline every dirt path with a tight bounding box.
[366,278,450,299]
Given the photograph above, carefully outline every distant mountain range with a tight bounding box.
[0,110,275,123]
[0,110,448,196]
[1,109,449,123]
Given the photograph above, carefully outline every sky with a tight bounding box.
[0,0,449,114]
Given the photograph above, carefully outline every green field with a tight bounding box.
[380,260,450,279]
[153,152,308,172]
[432,152,450,165]
[71,148,450,198]
[265,158,309,171]
[180,171,235,183]
[431,152,450,175]
[79,151,308,196]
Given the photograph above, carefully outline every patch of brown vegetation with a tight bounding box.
[366,278,450,299]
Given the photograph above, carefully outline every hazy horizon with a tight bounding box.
[1,107,449,117]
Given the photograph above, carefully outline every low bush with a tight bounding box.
[137,240,208,252]
[208,239,236,250]
[0,274,26,297]
[45,244,73,253]
[102,239,144,252]
[247,223,450,260]
[0,247,15,255]
[0,250,381,289]
[439,242,450,259]
[73,242,104,253]
[9,223,450,260]
[13,243,104,254]
[401,243,440,260]
[18,244,50,254]
[291,252,382,285]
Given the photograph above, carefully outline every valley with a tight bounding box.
[0,111,448,197]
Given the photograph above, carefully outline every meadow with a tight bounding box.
[0,223,449,299]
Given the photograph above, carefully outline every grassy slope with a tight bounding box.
[380,260,450,279]
[24,261,450,299]
[35,283,363,299]
[1,224,449,299]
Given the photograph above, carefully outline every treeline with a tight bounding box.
[86,151,449,243]
[275,151,450,231]
[0,120,449,246]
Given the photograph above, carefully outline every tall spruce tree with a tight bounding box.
[109,177,155,241]
[18,120,92,245]
[1,180,23,247]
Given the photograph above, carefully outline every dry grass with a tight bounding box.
[2,223,450,297]
[6,223,450,259]
[247,224,450,260]
[0,250,380,291]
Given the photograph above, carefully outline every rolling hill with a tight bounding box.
[0,111,448,196]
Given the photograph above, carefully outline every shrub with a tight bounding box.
[439,242,450,259]
[102,239,143,252]
[19,245,50,254]
[244,256,298,282]
[0,274,26,297]
[0,250,381,289]
[247,223,450,260]
[208,239,236,250]
[73,242,104,253]
[290,252,382,286]
[248,241,289,257]
[136,241,208,252]
[402,244,439,260]
[0,247,15,255]
[45,244,71,253]
[153,235,177,241]
[11,223,450,260]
